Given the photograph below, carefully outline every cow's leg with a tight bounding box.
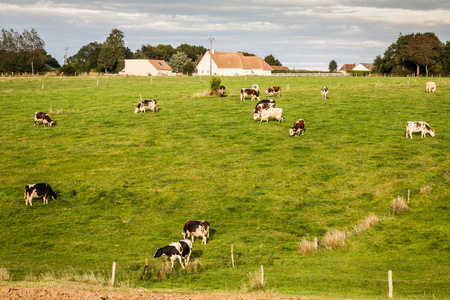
[191,236,194,244]
[178,256,185,269]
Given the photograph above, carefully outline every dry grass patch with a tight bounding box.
[420,186,433,195]
[0,267,10,281]
[353,213,379,234]
[298,237,318,255]
[391,196,409,214]
[241,269,265,292]
[321,229,349,250]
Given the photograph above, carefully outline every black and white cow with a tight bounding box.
[34,111,55,127]
[24,183,57,206]
[252,99,276,120]
[154,239,193,269]
[265,86,281,97]
[181,220,210,245]
[405,121,435,139]
[219,85,226,97]
[321,87,329,99]
[135,100,158,113]
[289,119,306,137]
[240,88,261,101]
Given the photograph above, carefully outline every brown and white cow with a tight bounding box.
[34,111,55,127]
[240,88,261,101]
[181,220,210,245]
[252,99,276,120]
[24,183,57,206]
[260,107,284,123]
[289,119,306,137]
[321,87,329,99]
[406,122,435,139]
[135,99,158,113]
[265,86,281,97]
[426,82,436,93]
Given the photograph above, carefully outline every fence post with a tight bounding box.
[261,265,264,288]
[97,79,99,87]
[231,244,235,268]
[111,262,116,287]
[287,84,289,91]
[388,270,393,298]
[314,237,318,250]
[407,189,410,204]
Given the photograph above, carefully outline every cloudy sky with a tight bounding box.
[1,0,450,70]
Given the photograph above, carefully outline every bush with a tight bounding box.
[209,76,221,94]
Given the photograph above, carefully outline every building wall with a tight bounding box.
[196,52,219,75]
[123,60,157,76]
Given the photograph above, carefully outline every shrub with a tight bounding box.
[209,76,221,94]
[242,269,265,292]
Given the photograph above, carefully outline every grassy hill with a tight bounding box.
[0,75,448,299]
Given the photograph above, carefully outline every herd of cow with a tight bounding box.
[26,79,437,269]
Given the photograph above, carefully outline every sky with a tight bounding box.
[1,0,450,71]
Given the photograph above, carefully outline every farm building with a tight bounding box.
[120,59,173,76]
[352,63,374,72]
[338,63,356,73]
[196,50,272,76]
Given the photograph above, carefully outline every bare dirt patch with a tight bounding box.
[0,286,317,300]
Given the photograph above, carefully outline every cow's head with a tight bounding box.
[134,107,139,113]
[289,128,296,136]
[253,113,261,120]
[154,247,163,258]
[430,129,436,137]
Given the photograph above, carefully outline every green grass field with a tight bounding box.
[0,75,449,299]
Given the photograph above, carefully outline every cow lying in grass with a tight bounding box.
[154,239,192,269]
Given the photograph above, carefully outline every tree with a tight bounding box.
[97,45,116,73]
[400,33,441,77]
[169,52,189,73]
[328,60,338,72]
[155,44,175,61]
[69,42,102,72]
[104,28,125,72]
[264,54,281,66]
[182,60,195,75]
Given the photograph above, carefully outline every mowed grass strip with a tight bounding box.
[0,75,449,299]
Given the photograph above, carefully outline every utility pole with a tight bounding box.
[64,47,68,65]
[208,37,215,75]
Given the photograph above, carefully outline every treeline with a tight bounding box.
[0,29,60,74]
[373,32,450,76]
[1,27,283,76]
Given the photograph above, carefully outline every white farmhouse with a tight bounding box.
[196,50,272,76]
[352,63,374,72]
[120,59,173,76]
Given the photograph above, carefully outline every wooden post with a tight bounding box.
[287,84,289,91]
[97,79,99,87]
[42,84,44,91]
[231,244,235,268]
[140,94,143,101]
[407,190,410,204]
[314,237,318,250]
[261,265,264,288]
[388,270,393,299]
[111,262,116,287]
[144,258,149,275]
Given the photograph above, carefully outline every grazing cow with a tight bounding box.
[154,239,193,269]
[265,86,281,97]
[34,111,55,127]
[181,220,210,245]
[426,82,436,93]
[289,119,306,137]
[240,88,261,101]
[219,85,226,97]
[321,87,329,99]
[260,107,284,123]
[134,99,158,113]
[405,121,435,139]
[24,183,57,206]
[252,99,276,120]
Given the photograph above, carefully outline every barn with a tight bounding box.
[120,59,173,76]
[196,50,272,76]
